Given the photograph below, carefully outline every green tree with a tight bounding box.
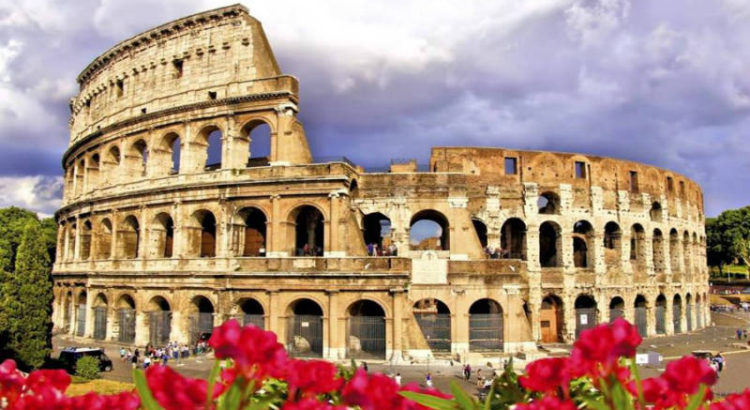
[706,206,750,276]
[4,221,53,369]
[0,207,42,269]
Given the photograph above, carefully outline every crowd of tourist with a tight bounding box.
[119,340,212,369]
[366,243,398,256]
[296,244,324,256]
[483,246,510,259]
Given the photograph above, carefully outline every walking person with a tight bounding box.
[737,328,742,340]
[425,372,433,388]
[395,373,402,386]
[131,349,140,369]
[464,363,472,381]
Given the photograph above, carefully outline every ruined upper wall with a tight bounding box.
[429,147,704,214]
[69,4,286,144]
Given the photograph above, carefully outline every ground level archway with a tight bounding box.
[287,299,324,357]
[468,299,503,351]
[239,298,265,328]
[609,297,625,322]
[348,300,386,359]
[147,296,172,347]
[413,299,451,353]
[116,294,136,343]
[574,295,597,338]
[634,295,648,336]
[540,295,564,343]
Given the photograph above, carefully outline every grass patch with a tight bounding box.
[710,294,734,305]
[65,379,134,396]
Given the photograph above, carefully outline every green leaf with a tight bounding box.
[217,381,244,410]
[628,358,646,407]
[583,397,612,410]
[684,384,707,410]
[132,369,163,410]
[450,381,478,410]
[399,391,457,410]
[204,360,222,409]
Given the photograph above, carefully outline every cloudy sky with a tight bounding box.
[1,0,749,217]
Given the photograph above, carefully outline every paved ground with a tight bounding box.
[53,310,750,397]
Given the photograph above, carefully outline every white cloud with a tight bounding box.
[0,175,62,217]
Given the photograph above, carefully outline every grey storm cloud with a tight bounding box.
[0,0,749,216]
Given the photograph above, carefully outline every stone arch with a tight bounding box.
[468,298,504,351]
[286,298,324,357]
[75,290,87,337]
[472,218,488,249]
[652,229,665,272]
[574,294,598,338]
[92,292,108,340]
[409,209,450,251]
[573,220,595,268]
[63,290,73,332]
[672,294,683,333]
[609,296,625,321]
[96,218,113,259]
[686,292,694,331]
[655,294,667,334]
[156,131,181,175]
[237,297,265,328]
[630,224,646,270]
[115,293,136,343]
[66,222,76,260]
[197,125,223,170]
[128,139,148,177]
[146,295,172,346]
[363,212,392,254]
[349,179,359,198]
[603,222,622,268]
[347,300,387,359]
[501,217,526,260]
[539,221,562,268]
[538,191,561,215]
[289,205,325,256]
[186,210,217,258]
[669,229,680,273]
[151,212,174,258]
[80,220,92,260]
[683,231,691,274]
[237,207,268,257]
[187,295,215,343]
[117,215,140,259]
[650,202,663,222]
[634,294,648,336]
[105,145,121,185]
[88,153,100,189]
[695,293,703,328]
[242,119,272,167]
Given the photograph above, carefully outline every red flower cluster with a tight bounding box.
[711,389,750,410]
[519,357,571,394]
[145,364,224,410]
[0,359,139,410]
[515,396,577,410]
[570,317,642,377]
[636,355,718,408]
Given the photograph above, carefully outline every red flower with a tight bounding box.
[571,318,641,377]
[0,360,26,406]
[68,391,141,410]
[281,398,346,410]
[145,365,210,410]
[661,356,717,395]
[515,395,577,410]
[519,357,571,394]
[711,388,750,410]
[209,319,288,380]
[285,359,343,397]
[24,369,70,394]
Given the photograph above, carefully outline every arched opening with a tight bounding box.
[92,293,108,340]
[75,159,85,195]
[243,121,271,167]
[188,210,216,258]
[672,294,683,334]
[695,294,703,328]
[609,296,625,322]
[652,229,665,272]
[287,299,324,357]
[80,220,92,260]
[540,295,564,343]
[573,220,594,268]
[683,231,691,274]
[409,210,450,251]
[76,291,87,337]
[669,229,680,273]
[650,202,663,222]
[189,296,215,344]
[539,222,562,268]
[89,154,100,189]
[238,298,264,328]
[538,192,560,214]
[349,179,359,198]
[159,133,181,175]
[574,295,597,338]
[603,222,622,268]
[362,212,392,255]
[118,216,139,259]
[634,295,648,337]
[147,296,171,347]
[655,294,667,334]
[413,299,451,353]
[686,293,693,331]
[151,213,174,258]
[116,294,136,343]
[630,224,646,270]
[63,291,73,332]
[291,206,324,256]
[202,127,223,170]
[501,218,526,260]
[66,223,76,260]
[469,299,503,351]
[106,146,121,185]
[472,219,488,249]
[97,219,112,259]
[131,139,148,177]
[239,207,267,257]
[348,300,386,359]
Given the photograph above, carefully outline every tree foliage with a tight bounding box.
[706,206,750,274]
[75,356,101,380]
[3,221,53,369]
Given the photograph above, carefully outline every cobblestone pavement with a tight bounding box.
[52,311,750,397]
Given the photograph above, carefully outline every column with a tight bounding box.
[73,216,81,261]
[268,195,284,257]
[135,310,149,346]
[326,290,342,360]
[593,233,605,274]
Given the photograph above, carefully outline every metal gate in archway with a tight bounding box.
[189,313,215,344]
[243,314,265,329]
[149,311,172,346]
[414,313,451,353]
[469,313,504,351]
[287,315,323,357]
[686,305,693,331]
[93,307,107,340]
[673,304,682,333]
[635,307,647,337]
[76,304,86,337]
[575,308,597,338]
[655,305,666,334]
[609,308,624,322]
[348,316,386,359]
[118,308,135,343]
[696,303,702,328]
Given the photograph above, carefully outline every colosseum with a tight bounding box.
[52,4,709,361]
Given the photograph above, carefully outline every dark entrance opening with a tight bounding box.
[293,206,324,256]
[634,295,648,337]
[287,299,324,357]
[239,208,267,257]
[609,297,625,322]
[348,300,386,359]
[363,212,391,255]
[469,299,503,351]
[239,298,265,329]
[655,294,666,334]
[413,299,451,353]
[574,295,597,338]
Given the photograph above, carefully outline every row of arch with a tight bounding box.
[64,121,273,199]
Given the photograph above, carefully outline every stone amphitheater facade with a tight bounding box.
[52,4,709,361]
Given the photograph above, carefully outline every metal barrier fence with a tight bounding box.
[414,313,451,353]
[349,316,386,359]
[469,313,503,351]
[609,308,624,322]
[635,307,647,337]
[93,307,107,340]
[686,304,693,331]
[189,313,215,344]
[76,304,86,337]
[288,315,323,357]
[655,305,666,334]
[575,308,597,338]
[673,304,682,333]
[696,303,702,328]
[243,314,265,329]
[118,308,136,343]
[149,311,172,346]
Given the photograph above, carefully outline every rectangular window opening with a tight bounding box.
[575,161,587,179]
[666,176,674,192]
[504,157,517,175]
[208,91,217,100]
[629,171,639,193]
[141,107,147,114]
[173,59,183,79]
[116,79,124,98]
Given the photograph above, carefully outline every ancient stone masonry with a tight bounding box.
[53,4,710,362]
